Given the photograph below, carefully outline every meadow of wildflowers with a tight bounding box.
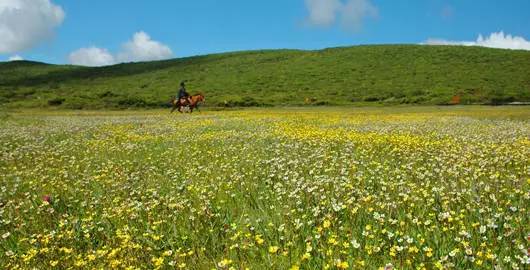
[0,107,529,269]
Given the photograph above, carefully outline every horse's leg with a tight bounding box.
[171,105,176,113]
[178,105,183,113]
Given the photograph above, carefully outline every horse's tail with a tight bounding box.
[170,96,178,106]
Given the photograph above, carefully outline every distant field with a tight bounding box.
[1,107,529,269]
[1,45,530,109]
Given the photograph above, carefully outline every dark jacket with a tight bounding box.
[178,86,189,99]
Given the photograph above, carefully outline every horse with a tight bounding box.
[170,93,205,113]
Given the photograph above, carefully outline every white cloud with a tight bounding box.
[117,31,173,62]
[341,0,378,31]
[69,47,115,67]
[424,31,530,51]
[0,0,65,54]
[305,0,342,26]
[8,54,23,61]
[304,0,378,31]
[68,31,173,66]
[424,39,475,46]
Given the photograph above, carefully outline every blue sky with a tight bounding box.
[1,0,529,65]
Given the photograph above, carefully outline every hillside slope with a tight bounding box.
[1,45,529,108]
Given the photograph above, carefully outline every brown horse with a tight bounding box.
[171,93,205,113]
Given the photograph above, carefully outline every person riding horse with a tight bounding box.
[178,81,191,105]
[170,80,205,113]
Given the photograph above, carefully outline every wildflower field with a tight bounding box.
[0,107,529,270]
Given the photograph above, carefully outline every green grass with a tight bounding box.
[1,45,529,109]
[0,107,528,269]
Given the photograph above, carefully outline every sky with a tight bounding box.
[1,0,529,66]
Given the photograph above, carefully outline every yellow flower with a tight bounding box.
[60,247,73,254]
[218,258,232,267]
[328,237,338,245]
[268,246,279,254]
[302,252,311,260]
[290,265,300,270]
[50,260,58,267]
[152,256,164,267]
[74,259,86,267]
[335,260,349,269]
[255,235,264,245]
[323,219,331,228]
[111,259,121,268]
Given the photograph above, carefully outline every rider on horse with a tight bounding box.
[178,81,191,105]
[171,82,205,113]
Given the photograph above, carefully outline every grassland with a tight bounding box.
[0,107,529,269]
[1,45,529,109]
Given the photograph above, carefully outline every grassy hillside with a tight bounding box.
[1,45,529,109]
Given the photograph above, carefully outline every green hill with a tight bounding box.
[1,45,529,109]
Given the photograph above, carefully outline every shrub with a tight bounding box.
[363,96,382,102]
[98,91,118,98]
[314,101,330,106]
[488,96,515,105]
[116,97,148,108]
[48,98,65,106]
[219,97,267,107]
[304,97,317,104]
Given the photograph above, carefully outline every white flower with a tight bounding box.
[351,239,361,249]
[1,232,10,239]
